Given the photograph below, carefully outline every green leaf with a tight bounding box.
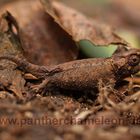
[78,40,118,58]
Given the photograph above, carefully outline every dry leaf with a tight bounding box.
[0,12,25,99]
[0,0,78,65]
[41,0,128,46]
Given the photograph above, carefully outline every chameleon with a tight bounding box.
[0,49,139,93]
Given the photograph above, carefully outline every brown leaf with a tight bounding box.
[41,0,128,46]
[0,0,78,65]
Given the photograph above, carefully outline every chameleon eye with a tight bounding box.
[128,55,140,66]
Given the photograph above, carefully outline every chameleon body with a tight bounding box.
[0,50,139,92]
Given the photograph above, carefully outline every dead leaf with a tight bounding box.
[0,12,25,100]
[41,0,128,46]
[0,0,78,65]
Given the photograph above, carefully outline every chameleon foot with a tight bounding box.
[30,79,49,94]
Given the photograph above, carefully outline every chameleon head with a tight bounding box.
[113,49,140,78]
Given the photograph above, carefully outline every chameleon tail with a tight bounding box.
[0,55,50,78]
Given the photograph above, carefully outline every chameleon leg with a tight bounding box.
[30,78,50,94]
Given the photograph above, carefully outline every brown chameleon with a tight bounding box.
[0,49,139,93]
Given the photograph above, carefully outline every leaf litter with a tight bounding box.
[41,0,131,50]
[0,0,78,65]
[0,0,139,140]
[0,12,26,100]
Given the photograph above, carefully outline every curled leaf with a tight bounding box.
[41,0,128,46]
[0,0,78,65]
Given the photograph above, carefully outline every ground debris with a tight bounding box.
[0,1,139,140]
[0,12,26,100]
